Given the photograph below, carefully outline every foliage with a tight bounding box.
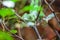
[22,13,34,21]
[20,5,43,13]
[39,6,45,18]
[21,0,45,23]
[0,0,46,40]
[11,0,19,2]
[10,29,17,34]
[0,31,13,40]
[0,8,15,18]
[21,6,44,21]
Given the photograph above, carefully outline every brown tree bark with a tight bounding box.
[23,27,37,40]
[37,20,56,40]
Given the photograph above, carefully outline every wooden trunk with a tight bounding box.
[22,27,37,40]
[37,21,56,40]
[48,18,60,31]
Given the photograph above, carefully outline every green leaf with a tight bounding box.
[20,5,39,13]
[8,15,17,19]
[0,31,13,40]
[0,8,15,18]
[39,11,45,17]
[39,6,45,17]
[22,13,36,22]
[20,6,31,12]
[39,6,43,11]
[11,0,19,2]
[10,29,17,34]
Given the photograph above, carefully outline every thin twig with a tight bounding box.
[1,22,5,31]
[44,0,54,11]
[0,19,5,31]
[44,0,60,39]
[15,13,24,21]
[49,0,55,5]
[44,0,60,24]
[31,0,42,40]
[33,24,42,40]
[2,19,24,40]
[44,0,55,12]
[12,9,26,23]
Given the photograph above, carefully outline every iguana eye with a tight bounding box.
[2,1,15,8]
